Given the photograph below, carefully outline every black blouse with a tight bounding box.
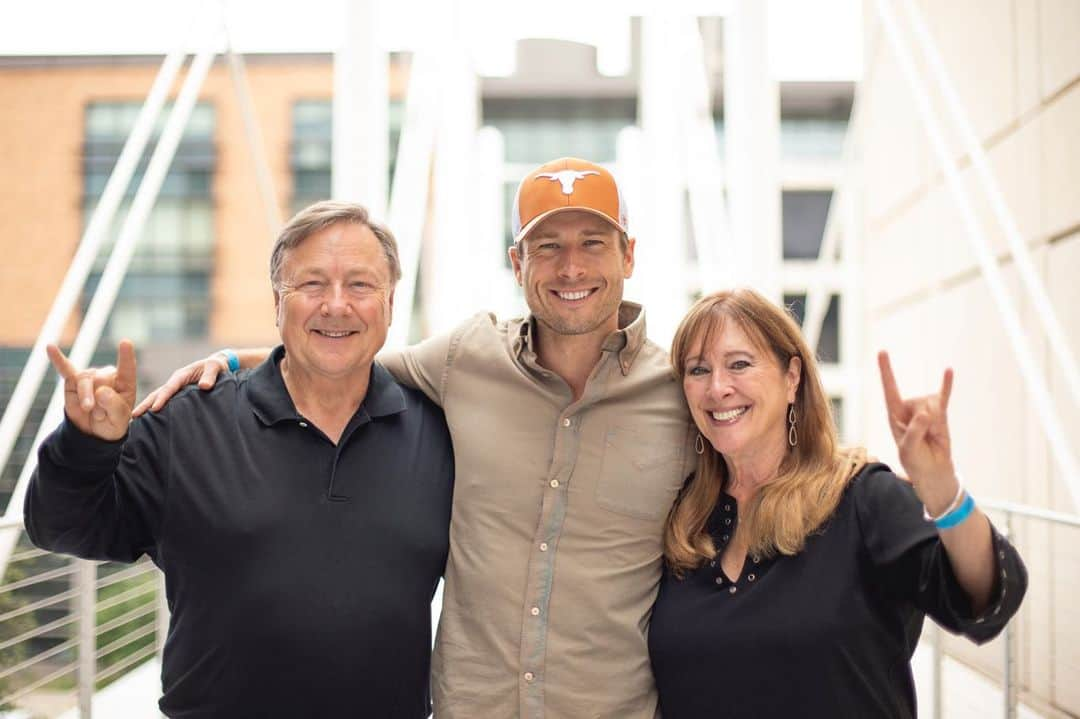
[648,463,1027,719]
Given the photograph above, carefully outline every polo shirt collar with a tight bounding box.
[513,301,649,376]
[248,345,407,426]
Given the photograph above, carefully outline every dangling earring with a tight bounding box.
[787,404,798,448]
[695,433,705,455]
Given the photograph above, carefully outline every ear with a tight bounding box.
[386,287,395,326]
[273,288,282,328]
[623,236,636,279]
[785,356,802,403]
[509,243,524,286]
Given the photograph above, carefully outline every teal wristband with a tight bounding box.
[934,492,975,530]
[220,349,240,373]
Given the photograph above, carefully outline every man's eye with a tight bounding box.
[301,281,323,289]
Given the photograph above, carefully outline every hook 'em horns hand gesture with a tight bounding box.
[877,350,961,517]
[47,340,137,442]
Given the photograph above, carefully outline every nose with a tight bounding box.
[557,246,586,281]
[321,283,354,316]
[704,370,734,400]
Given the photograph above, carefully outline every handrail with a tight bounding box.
[980,499,1080,528]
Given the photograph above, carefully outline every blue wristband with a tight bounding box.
[934,492,975,530]
[220,349,240,373]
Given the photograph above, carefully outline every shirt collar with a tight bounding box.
[511,301,649,376]
[248,345,407,426]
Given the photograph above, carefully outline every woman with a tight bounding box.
[648,288,1026,718]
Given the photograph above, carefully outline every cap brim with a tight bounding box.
[513,206,628,245]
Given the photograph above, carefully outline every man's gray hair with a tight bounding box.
[269,200,402,292]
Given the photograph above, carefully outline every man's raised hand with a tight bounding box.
[48,340,137,441]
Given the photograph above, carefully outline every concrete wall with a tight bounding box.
[858,1,1080,715]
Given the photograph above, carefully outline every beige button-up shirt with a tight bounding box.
[381,303,696,719]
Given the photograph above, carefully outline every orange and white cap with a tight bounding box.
[510,157,628,244]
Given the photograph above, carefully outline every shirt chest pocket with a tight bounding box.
[595,425,688,520]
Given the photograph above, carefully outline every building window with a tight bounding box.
[483,97,636,166]
[782,190,832,259]
[779,81,853,160]
[289,99,405,214]
[784,292,840,363]
[81,102,216,346]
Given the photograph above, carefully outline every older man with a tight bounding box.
[140,158,696,718]
[26,201,454,718]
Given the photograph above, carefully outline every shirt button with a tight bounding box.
[550,479,560,488]
[724,504,731,512]
[709,560,716,567]
[721,534,729,542]
[524,672,535,682]
[714,577,723,585]
[752,556,760,564]
[530,607,540,616]
[539,542,549,552]
[724,518,732,525]
[298,421,308,428]
[561,418,571,427]
[729,586,737,594]
[748,573,756,581]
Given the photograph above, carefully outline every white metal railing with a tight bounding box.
[925,501,1080,719]
[0,517,165,717]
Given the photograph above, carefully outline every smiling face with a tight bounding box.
[508,210,635,339]
[682,319,801,471]
[274,221,394,383]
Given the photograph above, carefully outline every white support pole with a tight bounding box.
[677,15,732,294]
[636,15,689,347]
[898,0,1080,412]
[222,17,282,239]
[474,127,515,316]
[75,558,96,718]
[333,0,388,219]
[0,48,188,510]
[385,49,439,349]
[840,184,864,445]
[873,0,1080,509]
[0,36,220,574]
[723,0,782,301]
[426,0,480,335]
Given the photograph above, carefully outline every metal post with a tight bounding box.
[1003,513,1017,719]
[931,622,944,719]
[76,559,96,718]
[333,0,389,218]
[723,0,782,302]
[156,569,169,659]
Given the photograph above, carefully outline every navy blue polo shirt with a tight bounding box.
[26,346,454,718]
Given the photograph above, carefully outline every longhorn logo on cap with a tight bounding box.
[535,170,600,195]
